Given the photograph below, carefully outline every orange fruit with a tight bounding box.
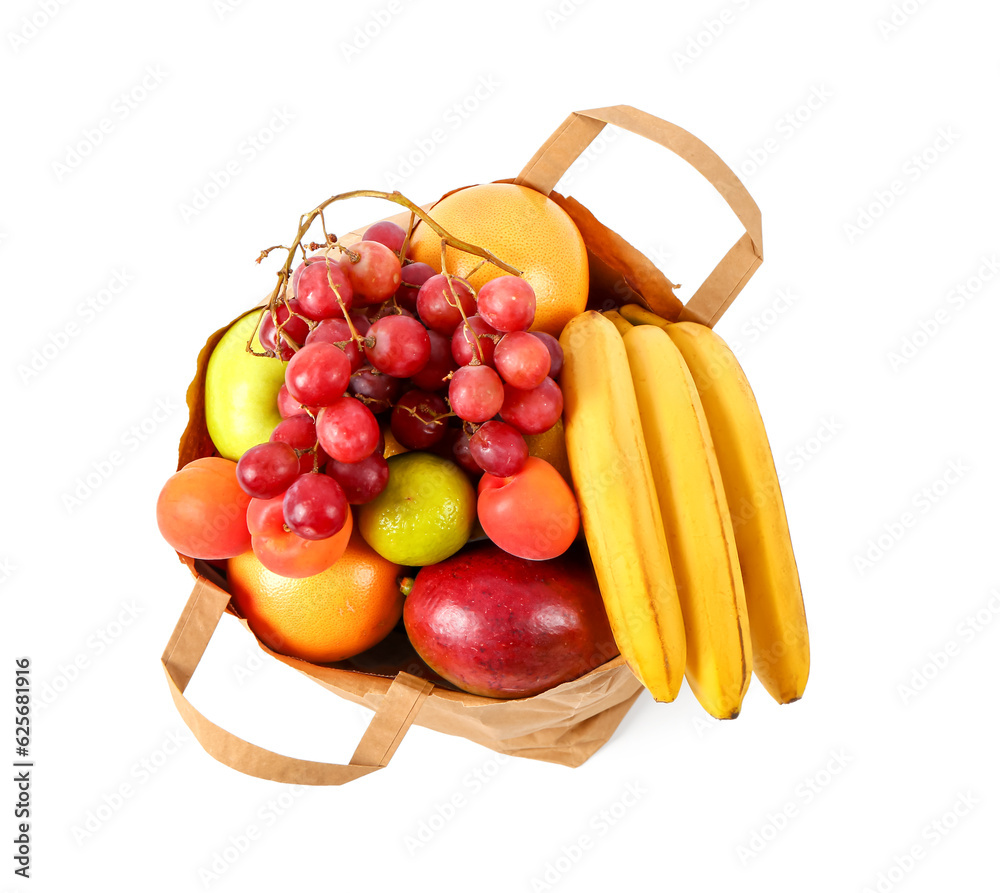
[409,183,589,337]
[227,527,404,664]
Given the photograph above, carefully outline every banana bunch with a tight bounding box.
[559,306,808,718]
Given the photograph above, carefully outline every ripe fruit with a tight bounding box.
[270,414,327,475]
[316,396,380,463]
[415,274,476,335]
[339,240,402,303]
[468,420,527,477]
[494,331,551,389]
[228,527,404,663]
[403,543,617,698]
[358,452,475,566]
[451,315,498,367]
[246,493,352,577]
[258,299,310,360]
[499,377,563,434]
[156,457,251,559]
[476,276,536,333]
[390,390,448,450]
[362,220,408,256]
[409,182,588,336]
[205,312,287,461]
[282,473,349,540]
[559,310,686,702]
[236,441,301,499]
[295,258,353,320]
[364,314,431,378]
[284,341,351,407]
[477,456,579,560]
[448,364,504,424]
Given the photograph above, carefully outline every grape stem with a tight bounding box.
[252,189,523,356]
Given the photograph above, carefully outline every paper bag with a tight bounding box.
[162,105,763,784]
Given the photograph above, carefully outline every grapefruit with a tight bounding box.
[228,527,404,664]
[409,183,589,337]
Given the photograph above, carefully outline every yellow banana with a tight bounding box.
[623,324,751,718]
[619,303,671,329]
[601,308,634,336]
[559,311,686,702]
[665,320,809,704]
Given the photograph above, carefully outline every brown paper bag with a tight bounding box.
[162,105,763,784]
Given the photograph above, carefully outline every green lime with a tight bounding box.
[359,452,476,566]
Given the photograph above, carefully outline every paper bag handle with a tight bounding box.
[161,576,433,785]
[514,105,763,327]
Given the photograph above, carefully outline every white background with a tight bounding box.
[2,0,998,890]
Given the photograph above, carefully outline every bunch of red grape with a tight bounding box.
[235,219,565,546]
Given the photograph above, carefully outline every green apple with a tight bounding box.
[205,310,286,460]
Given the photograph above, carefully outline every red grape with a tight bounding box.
[362,220,409,257]
[315,396,380,463]
[291,254,329,295]
[284,341,351,407]
[451,315,499,367]
[326,452,390,504]
[499,377,563,434]
[410,329,457,391]
[282,473,348,540]
[390,390,449,449]
[476,276,536,332]
[270,414,328,474]
[364,315,431,378]
[469,420,528,477]
[295,258,354,320]
[304,317,364,372]
[348,365,401,413]
[494,331,552,389]
[259,300,310,360]
[235,441,301,499]
[415,274,476,335]
[395,261,436,312]
[448,427,482,476]
[339,241,402,304]
[448,364,504,424]
[531,331,564,379]
[277,383,317,419]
